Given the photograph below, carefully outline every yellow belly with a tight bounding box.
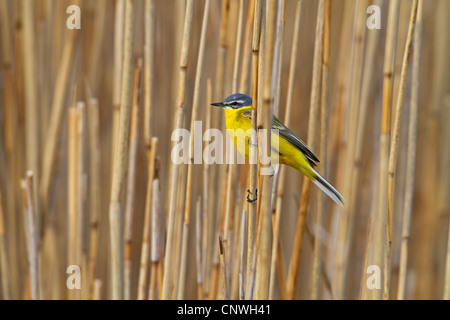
[223,108,315,179]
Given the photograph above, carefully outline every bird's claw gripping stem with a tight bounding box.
[247,189,257,203]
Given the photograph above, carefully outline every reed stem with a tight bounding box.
[245,0,262,300]
[287,0,325,300]
[87,97,101,300]
[397,0,422,300]
[161,0,194,299]
[108,0,136,300]
[385,0,418,299]
[178,0,211,299]
[371,0,400,300]
[124,59,142,300]
[137,137,158,300]
[21,172,39,300]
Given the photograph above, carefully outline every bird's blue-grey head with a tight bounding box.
[211,93,252,109]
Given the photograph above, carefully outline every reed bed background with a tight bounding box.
[0,0,449,300]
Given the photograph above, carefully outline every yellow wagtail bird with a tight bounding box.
[211,93,344,206]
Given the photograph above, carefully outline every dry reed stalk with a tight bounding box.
[219,234,229,299]
[232,0,245,94]
[333,0,368,299]
[211,178,231,299]
[144,0,155,147]
[270,0,284,117]
[68,107,79,267]
[275,236,287,299]
[304,224,333,297]
[397,0,423,300]
[21,172,39,300]
[286,182,309,299]
[10,4,26,298]
[250,152,267,298]
[93,279,102,300]
[148,174,162,300]
[216,168,231,294]
[239,0,255,93]
[286,0,325,300]
[311,0,330,300]
[444,96,450,300]
[348,0,381,300]
[124,59,142,300]
[211,0,230,264]
[87,0,106,93]
[202,79,213,297]
[208,2,230,296]
[67,106,80,300]
[162,0,194,300]
[327,5,357,295]
[233,208,245,297]
[239,210,247,300]
[0,0,14,300]
[81,251,89,300]
[247,13,265,302]
[412,0,446,296]
[137,137,158,300]
[77,102,88,300]
[360,160,382,300]
[223,0,244,251]
[385,0,418,299]
[111,0,125,172]
[36,2,48,139]
[267,0,296,301]
[178,0,211,300]
[328,0,354,290]
[46,211,60,300]
[76,102,86,266]
[109,0,136,300]
[163,113,184,299]
[370,0,400,301]
[48,0,60,76]
[214,0,230,102]
[208,8,230,237]
[254,0,277,300]
[172,163,187,294]
[269,0,302,300]
[223,1,246,298]
[359,214,373,299]
[195,199,203,299]
[1,0,17,251]
[87,97,101,299]
[209,242,220,300]
[0,189,10,299]
[22,1,40,247]
[22,0,40,186]
[245,0,262,300]
[40,2,78,209]
[148,262,158,300]
[156,256,164,299]
[230,194,245,300]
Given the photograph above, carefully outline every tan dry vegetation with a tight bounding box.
[0,0,449,300]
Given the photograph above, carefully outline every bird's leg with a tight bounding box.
[247,189,257,203]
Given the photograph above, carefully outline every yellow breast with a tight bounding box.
[223,107,253,159]
[222,106,315,179]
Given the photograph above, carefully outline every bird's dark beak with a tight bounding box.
[211,101,225,107]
